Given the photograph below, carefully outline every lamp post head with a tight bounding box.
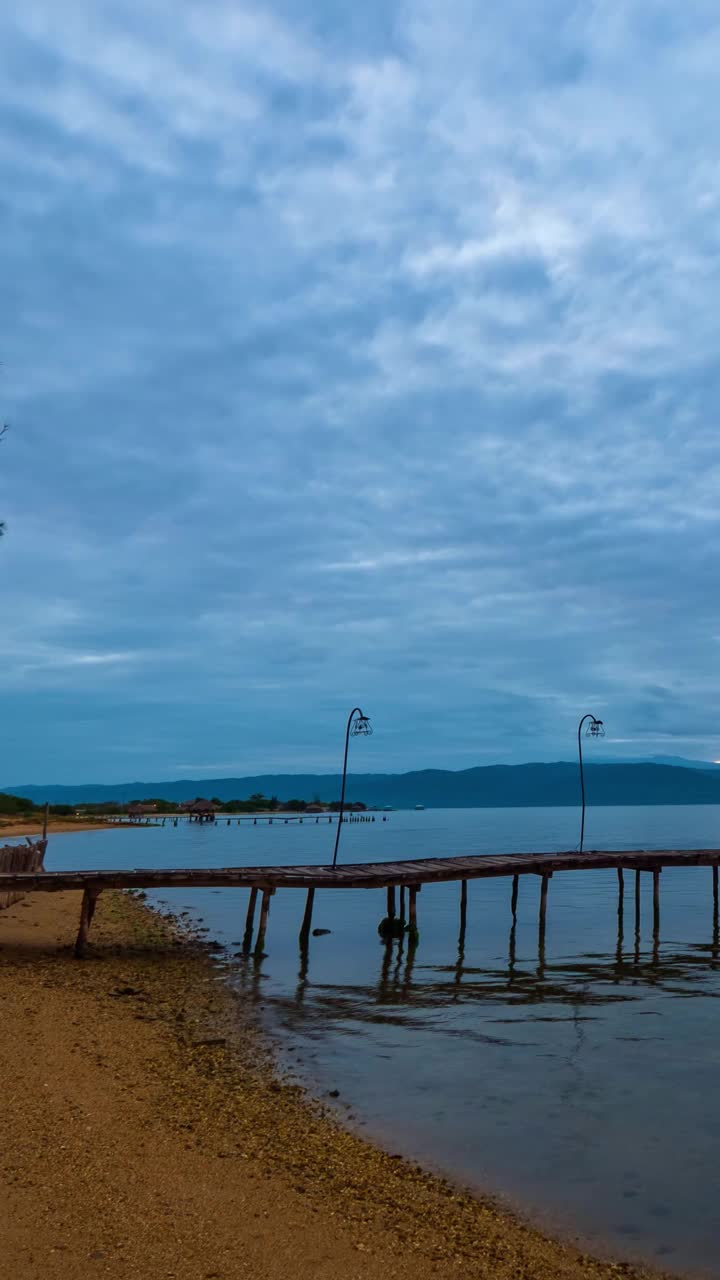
[350,712,372,737]
[586,718,605,738]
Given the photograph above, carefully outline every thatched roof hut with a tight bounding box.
[182,798,217,822]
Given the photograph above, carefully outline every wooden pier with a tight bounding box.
[2,846,720,958]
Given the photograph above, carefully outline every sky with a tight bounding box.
[2,0,720,784]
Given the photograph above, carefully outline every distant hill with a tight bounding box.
[8,761,720,808]
[609,755,719,771]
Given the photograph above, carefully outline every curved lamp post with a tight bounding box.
[331,707,372,869]
[578,714,605,853]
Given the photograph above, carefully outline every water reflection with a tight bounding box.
[268,915,720,1038]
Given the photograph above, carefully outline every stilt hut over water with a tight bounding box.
[181,798,217,823]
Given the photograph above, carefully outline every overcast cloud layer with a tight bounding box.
[2,0,720,784]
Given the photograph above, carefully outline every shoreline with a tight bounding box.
[0,889,667,1280]
[0,819,121,837]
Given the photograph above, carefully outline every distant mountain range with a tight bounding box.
[7,760,720,808]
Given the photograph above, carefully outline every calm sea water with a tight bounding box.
[40,807,720,1277]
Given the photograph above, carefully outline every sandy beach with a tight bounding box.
[0,819,118,837]
[0,889,664,1280]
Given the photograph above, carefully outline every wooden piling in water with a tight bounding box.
[459,879,467,934]
[635,869,641,932]
[511,874,519,918]
[299,887,315,945]
[653,868,661,932]
[399,884,406,922]
[386,885,396,920]
[408,884,420,943]
[539,872,550,926]
[242,887,258,953]
[713,865,718,916]
[255,888,273,956]
[617,867,624,914]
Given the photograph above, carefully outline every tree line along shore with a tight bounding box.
[0,790,374,836]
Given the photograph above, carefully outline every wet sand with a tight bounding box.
[0,890,665,1280]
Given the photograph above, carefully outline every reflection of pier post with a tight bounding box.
[378,940,393,999]
[614,899,624,978]
[507,920,517,984]
[402,937,417,995]
[296,942,310,1005]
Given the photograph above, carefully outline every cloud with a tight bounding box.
[2,0,720,781]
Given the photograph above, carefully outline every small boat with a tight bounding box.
[414,804,425,811]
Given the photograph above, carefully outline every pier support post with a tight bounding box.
[74,887,101,958]
[408,884,421,944]
[242,887,258,954]
[511,874,519,919]
[299,887,315,946]
[539,873,550,927]
[617,867,624,915]
[653,868,661,933]
[635,869,641,932]
[399,885,406,923]
[386,885,396,921]
[459,880,467,937]
[713,866,718,919]
[254,888,274,956]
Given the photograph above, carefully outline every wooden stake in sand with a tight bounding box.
[74,887,101,958]
[242,887,258,954]
[254,888,274,956]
